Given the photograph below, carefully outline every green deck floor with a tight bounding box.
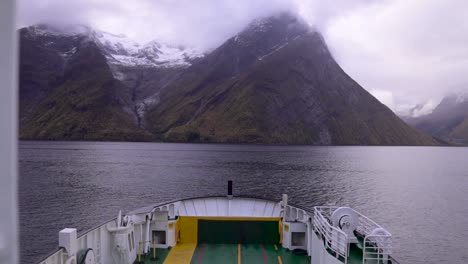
[134,243,397,264]
[135,248,170,264]
[135,244,310,264]
[191,244,309,264]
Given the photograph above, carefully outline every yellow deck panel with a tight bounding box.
[163,243,197,264]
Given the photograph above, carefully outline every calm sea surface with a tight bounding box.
[19,141,468,264]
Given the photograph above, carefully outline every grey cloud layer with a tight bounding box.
[325,0,468,115]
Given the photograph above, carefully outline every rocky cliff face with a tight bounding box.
[144,13,437,145]
[19,14,437,145]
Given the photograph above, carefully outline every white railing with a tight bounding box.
[363,234,392,264]
[353,210,392,264]
[355,211,382,236]
[313,207,349,263]
[313,206,393,264]
[38,218,115,264]
[284,205,309,222]
[38,249,65,264]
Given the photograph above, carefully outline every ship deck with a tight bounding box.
[137,243,309,264]
[136,243,390,264]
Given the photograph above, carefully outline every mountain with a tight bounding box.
[144,12,437,145]
[404,94,468,144]
[19,24,203,140]
[19,14,438,145]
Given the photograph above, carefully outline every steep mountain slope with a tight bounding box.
[20,36,150,140]
[404,94,468,144]
[19,24,202,139]
[145,13,437,145]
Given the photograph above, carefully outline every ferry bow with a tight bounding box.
[39,182,398,264]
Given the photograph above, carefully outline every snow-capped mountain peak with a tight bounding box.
[95,30,204,68]
[232,12,310,51]
[25,23,204,69]
[92,30,141,56]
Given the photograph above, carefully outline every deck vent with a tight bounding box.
[228,180,233,199]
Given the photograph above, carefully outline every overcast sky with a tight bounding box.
[17,0,468,116]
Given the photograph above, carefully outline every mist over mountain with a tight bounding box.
[19,12,438,145]
[404,94,468,145]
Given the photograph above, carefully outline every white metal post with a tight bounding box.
[0,0,18,263]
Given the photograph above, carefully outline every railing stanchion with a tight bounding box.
[151,239,157,261]
[138,242,142,263]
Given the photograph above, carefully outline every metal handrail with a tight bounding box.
[363,234,392,264]
[314,206,393,264]
[355,211,392,264]
[38,249,65,264]
[355,212,383,236]
[313,207,348,263]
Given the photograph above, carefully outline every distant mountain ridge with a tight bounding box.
[19,13,438,145]
[404,94,468,144]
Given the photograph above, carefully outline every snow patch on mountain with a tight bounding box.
[93,30,141,56]
[456,92,468,103]
[27,23,204,69]
[90,30,203,68]
[234,12,311,61]
[104,40,203,68]
[60,47,77,58]
[258,42,289,61]
[246,17,272,33]
[156,44,202,67]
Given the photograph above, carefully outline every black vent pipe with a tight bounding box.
[228,180,233,196]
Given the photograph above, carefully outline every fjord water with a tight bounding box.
[19,141,468,264]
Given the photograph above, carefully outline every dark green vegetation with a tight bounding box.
[19,13,438,145]
[404,95,468,145]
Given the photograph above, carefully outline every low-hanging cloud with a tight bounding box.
[17,0,296,48]
[17,0,468,116]
[324,0,468,116]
